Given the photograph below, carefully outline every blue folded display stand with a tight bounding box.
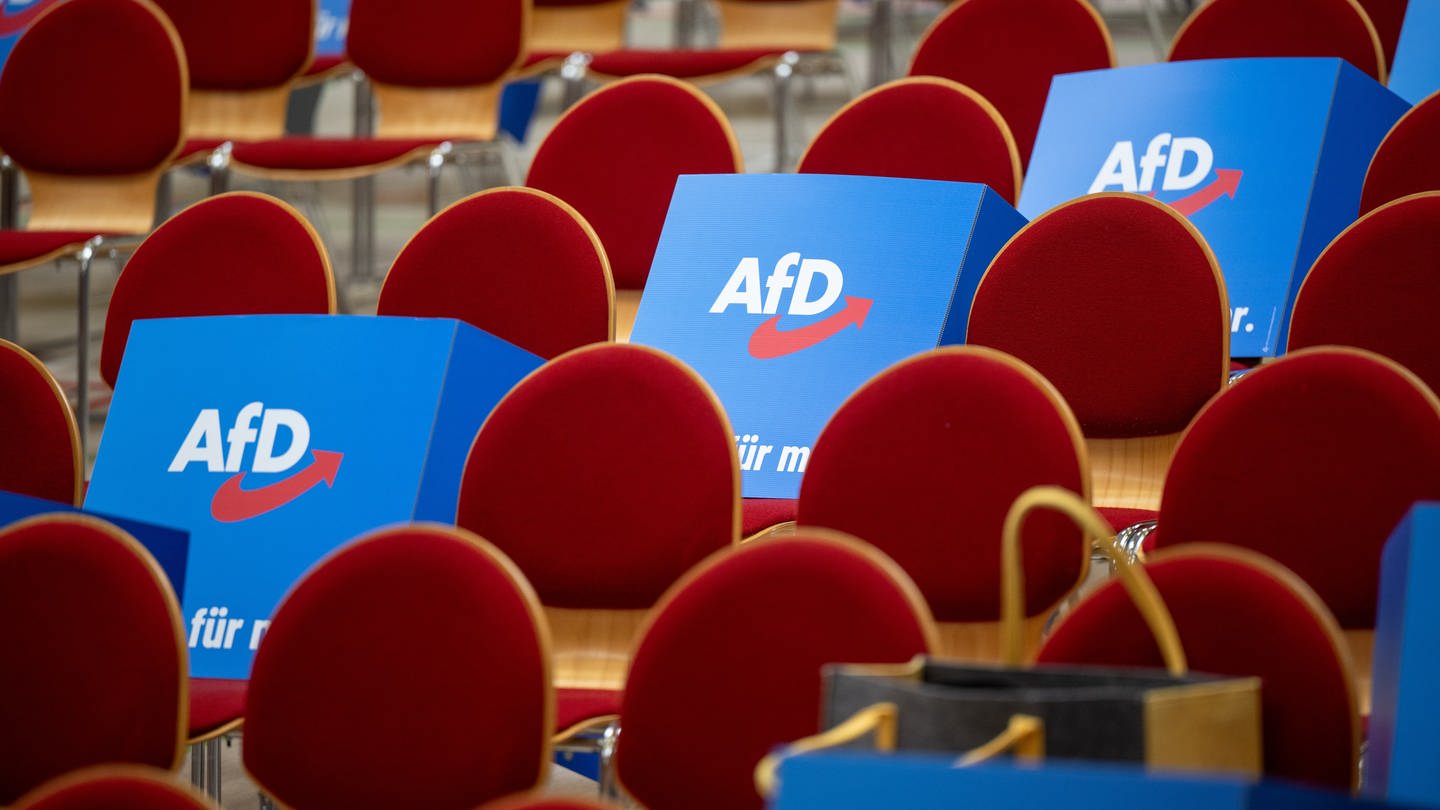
[772,753,1414,809]
[84,315,542,678]
[632,173,1026,498]
[1390,0,1440,104]
[1366,503,1440,807]
[1021,58,1407,357]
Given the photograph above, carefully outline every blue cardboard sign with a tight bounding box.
[84,315,541,678]
[0,489,190,598]
[0,0,59,67]
[315,0,349,57]
[1390,0,1440,104]
[631,173,1025,499]
[1365,503,1440,807]
[1020,58,1407,356]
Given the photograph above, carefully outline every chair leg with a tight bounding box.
[1143,0,1168,60]
[206,737,222,803]
[867,0,894,88]
[597,720,621,799]
[207,142,233,197]
[1,156,19,342]
[772,51,801,173]
[560,52,592,110]
[426,142,454,218]
[75,237,102,460]
[189,742,206,792]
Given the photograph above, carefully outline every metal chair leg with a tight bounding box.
[75,237,102,460]
[597,720,621,799]
[867,0,894,88]
[427,142,454,217]
[207,142,233,197]
[0,156,17,341]
[189,742,207,792]
[561,52,592,110]
[772,51,800,173]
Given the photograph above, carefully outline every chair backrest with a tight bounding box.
[458,343,739,610]
[243,524,552,810]
[715,0,838,50]
[796,347,1088,658]
[1154,347,1440,631]
[796,77,1023,204]
[13,765,215,810]
[0,514,187,805]
[1037,545,1359,790]
[1289,191,1440,394]
[347,0,529,139]
[0,0,186,234]
[1168,0,1386,82]
[529,0,627,53]
[526,76,743,291]
[378,187,614,359]
[968,193,1230,439]
[907,0,1114,170]
[1357,0,1408,70]
[100,192,336,389]
[0,340,82,505]
[150,0,314,140]
[1360,90,1440,216]
[615,531,936,810]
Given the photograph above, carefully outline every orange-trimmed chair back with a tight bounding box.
[13,765,215,810]
[0,0,186,234]
[458,343,739,610]
[907,0,1114,170]
[99,192,336,389]
[1168,0,1386,82]
[0,514,187,805]
[1038,546,1360,790]
[243,524,553,809]
[528,0,628,55]
[1289,192,1440,394]
[526,76,743,292]
[0,340,82,505]
[378,187,615,359]
[797,77,1023,204]
[1154,347,1440,632]
[614,532,936,810]
[968,193,1229,439]
[797,346,1088,658]
[1360,90,1440,216]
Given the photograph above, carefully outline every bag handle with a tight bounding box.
[754,702,897,797]
[1000,486,1187,674]
[954,714,1045,767]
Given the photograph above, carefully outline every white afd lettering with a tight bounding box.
[1089,133,1214,194]
[170,403,311,474]
[711,254,844,315]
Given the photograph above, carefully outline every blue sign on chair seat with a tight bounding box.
[84,315,542,678]
[632,173,1026,499]
[1021,58,1408,357]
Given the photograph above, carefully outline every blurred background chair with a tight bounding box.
[377,187,614,359]
[243,524,553,809]
[1038,545,1360,790]
[1167,0,1386,82]
[613,531,936,809]
[1360,89,1440,216]
[907,0,1115,171]
[796,76,1022,204]
[12,765,216,810]
[967,193,1229,532]
[0,514,187,805]
[458,343,739,744]
[0,339,82,505]
[525,75,743,338]
[797,346,1089,662]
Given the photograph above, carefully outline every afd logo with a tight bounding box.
[168,403,344,523]
[709,252,873,359]
[1089,134,1243,216]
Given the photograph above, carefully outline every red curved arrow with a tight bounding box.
[210,450,343,523]
[0,0,64,36]
[747,296,873,359]
[1166,169,1243,217]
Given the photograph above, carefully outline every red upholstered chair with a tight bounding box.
[613,531,936,810]
[525,76,743,339]
[243,524,553,809]
[13,765,215,810]
[0,0,186,452]
[1149,347,1440,715]
[0,514,188,805]
[0,340,82,505]
[1168,0,1386,82]
[519,0,628,78]
[1288,192,1440,394]
[1360,90,1440,216]
[967,193,1229,529]
[797,346,1090,662]
[796,77,1023,204]
[907,0,1115,170]
[458,343,739,742]
[100,192,336,390]
[1358,0,1409,70]
[1038,545,1360,790]
[378,187,614,359]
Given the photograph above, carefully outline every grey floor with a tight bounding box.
[7,1,1179,804]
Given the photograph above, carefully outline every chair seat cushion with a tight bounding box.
[524,51,570,68]
[175,138,227,163]
[1095,506,1157,534]
[188,677,247,738]
[742,498,797,537]
[0,231,101,267]
[305,54,348,77]
[230,137,445,171]
[555,686,621,734]
[587,47,800,78]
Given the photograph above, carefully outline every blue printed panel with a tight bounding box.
[1021,58,1406,356]
[1390,0,1440,104]
[631,174,1025,499]
[84,315,540,678]
[315,0,349,56]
